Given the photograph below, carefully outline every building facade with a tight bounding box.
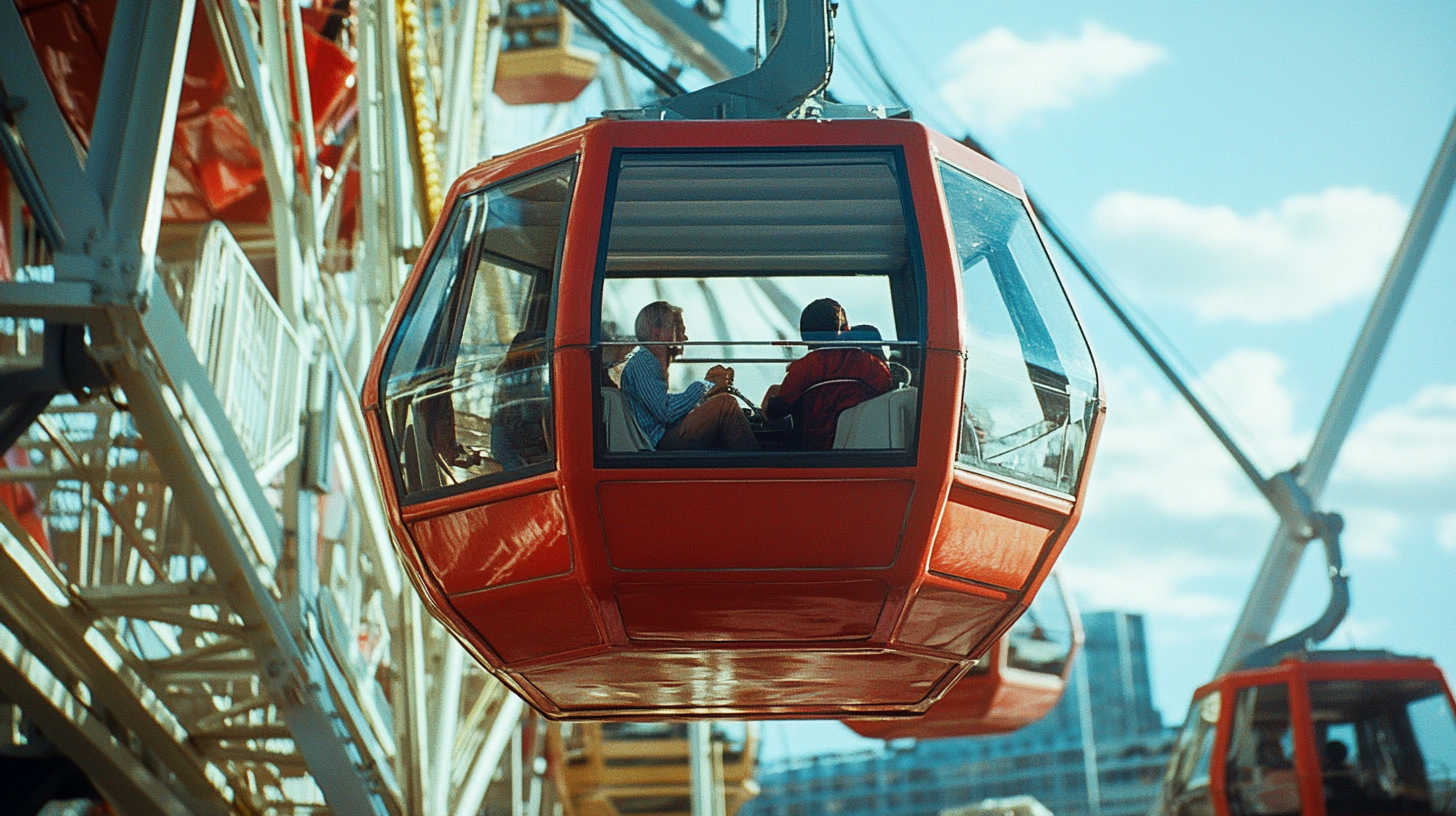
[744,612,1176,816]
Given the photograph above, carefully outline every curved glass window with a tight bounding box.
[380,160,575,501]
[941,162,1096,494]
[594,149,924,465]
[1161,692,1221,816]
[1006,573,1076,675]
[1309,678,1456,816]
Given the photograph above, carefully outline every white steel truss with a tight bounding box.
[0,0,569,812]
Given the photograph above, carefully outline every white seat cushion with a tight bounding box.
[602,388,653,452]
[832,387,918,450]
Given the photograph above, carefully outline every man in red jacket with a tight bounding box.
[762,299,893,450]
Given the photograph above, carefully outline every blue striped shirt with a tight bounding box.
[619,348,709,446]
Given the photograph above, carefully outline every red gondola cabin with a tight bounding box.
[845,572,1082,740]
[1155,652,1456,816]
[361,117,1104,719]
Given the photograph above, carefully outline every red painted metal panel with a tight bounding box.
[410,490,572,596]
[527,648,958,717]
[598,479,912,570]
[451,577,602,664]
[894,577,1012,656]
[932,483,1061,590]
[615,580,889,641]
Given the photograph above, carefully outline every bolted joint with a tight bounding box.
[1266,470,1319,540]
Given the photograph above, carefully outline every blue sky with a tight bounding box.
[791,0,1456,760]
[489,0,1456,762]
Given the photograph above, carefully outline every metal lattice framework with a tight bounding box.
[0,0,761,809]
[0,0,606,812]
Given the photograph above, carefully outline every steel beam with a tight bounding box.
[0,621,194,816]
[453,694,527,816]
[617,0,755,82]
[85,0,195,268]
[1217,109,1456,672]
[0,0,105,253]
[202,0,309,322]
[99,284,393,815]
[0,519,233,814]
[440,0,484,180]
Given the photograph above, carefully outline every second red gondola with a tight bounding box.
[845,572,1082,740]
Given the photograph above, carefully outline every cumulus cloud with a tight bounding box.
[1088,349,1304,519]
[1092,187,1407,322]
[1200,349,1307,464]
[1062,553,1241,622]
[1340,508,1403,560]
[1332,616,1392,647]
[937,22,1164,132]
[1437,515,1456,553]
[1338,384,1456,484]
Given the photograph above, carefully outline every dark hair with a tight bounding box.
[800,298,847,337]
[499,330,546,374]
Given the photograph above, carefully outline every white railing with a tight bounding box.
[185,222,304,482]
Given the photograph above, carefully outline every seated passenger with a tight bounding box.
[491,330,551,470]
[843,323,887,361]
[762,299,893,450]
[620,301,759,452]
[599,320,633,389]
[1322,740,1366,813]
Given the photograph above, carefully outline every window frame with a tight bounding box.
[377,156,579,505]
[588,145,930,470]
[1223,682,1302,816]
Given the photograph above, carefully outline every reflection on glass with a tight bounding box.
[381,160,574,500]
[941,162,1096,494]
[1226,684,1301,816]
[595,149,924,458]
[1006,573,1075,675]
[1160,692,1220,816]
[1309,678,1456,816]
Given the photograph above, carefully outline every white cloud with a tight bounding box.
[1339,384,1456,484]
[1087,350,1303,519]
[1340,508,1403,560]
[1092,187,1407,322]
[1200,349,1306,464]
[1063,553,1240,622]
[937,22,1164,132]
[1331,616,1391,647]
[1437,515,1456,553]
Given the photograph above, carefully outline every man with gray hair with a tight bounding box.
[619,301,759,451]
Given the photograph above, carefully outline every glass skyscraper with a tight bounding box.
[744,611,1176,816]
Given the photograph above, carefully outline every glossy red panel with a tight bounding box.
[527,648,957,715]
[849,667,1063,740]
[895,578,1011,656]
[931,480,1062,590]
[451,577,601,664]
[598,479,913,570]
[615,580,889,642]
[410,490,572,596]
